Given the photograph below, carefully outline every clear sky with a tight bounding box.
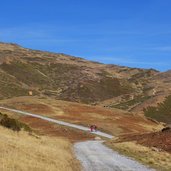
[0,0,171,71]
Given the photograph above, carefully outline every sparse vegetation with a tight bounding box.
[0,126,79,171]
[106,141,171,171]
[144,95,171,124]
[0,112,31,131]
[111,96,151,110]
[129,70,156,81]
[1,61,49,87]
[0,70,29,99]
[0,43,159,105]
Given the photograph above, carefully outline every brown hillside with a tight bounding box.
[118,128,171,153]
[1,42,171,117]
[0,96,162,138]
[0,42,162,108]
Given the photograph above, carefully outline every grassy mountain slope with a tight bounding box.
[143,95,171,124]
[0,42,161,106]
[1,42,171,117]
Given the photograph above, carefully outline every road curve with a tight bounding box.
[74,141,155,171]
[0,106,113,139]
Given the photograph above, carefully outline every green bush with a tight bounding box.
[144,95,171,124]
[0,112,31,132]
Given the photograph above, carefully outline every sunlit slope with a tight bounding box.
[0,42,161,107]
[0,96,162,137]
[0,126,79,171]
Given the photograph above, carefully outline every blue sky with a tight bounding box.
[0,0,171,71]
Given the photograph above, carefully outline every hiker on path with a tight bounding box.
[90,125,94,132]
[90,125,97,132]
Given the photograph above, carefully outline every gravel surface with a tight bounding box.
[74,141,155,171]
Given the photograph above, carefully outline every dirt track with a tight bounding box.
[74,141,155,171]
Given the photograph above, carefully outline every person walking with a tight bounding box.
[90,125,94,132]
[90,125,97,132]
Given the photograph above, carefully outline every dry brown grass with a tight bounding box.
[106,141,171,171]
[0,96,162,136]
[0,126,80,171]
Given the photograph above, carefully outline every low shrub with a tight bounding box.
[144,95,171,124]
[0,112,31,132]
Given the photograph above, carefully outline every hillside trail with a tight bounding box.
[0,106,155,171]
[0,106,112,138]
[74,141,155,171]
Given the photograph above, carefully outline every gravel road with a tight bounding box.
[0,106,113,138]
[74,141,155,171]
